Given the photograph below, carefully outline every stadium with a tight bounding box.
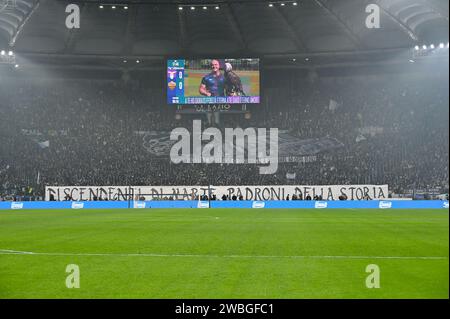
[0,0,448,303]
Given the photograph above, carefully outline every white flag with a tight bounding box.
[286,173,296,180]
[329,99,339,111]
[38,140,50,149]
[356,134,366,143]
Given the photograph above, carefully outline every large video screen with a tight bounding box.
[167,58,260,105]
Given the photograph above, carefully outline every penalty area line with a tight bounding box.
[0,250,447,260]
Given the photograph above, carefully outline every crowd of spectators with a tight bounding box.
[0,69,448,199]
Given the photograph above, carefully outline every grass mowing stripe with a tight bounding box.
[0,250,447,260]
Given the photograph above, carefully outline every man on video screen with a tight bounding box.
[199,59,225,97]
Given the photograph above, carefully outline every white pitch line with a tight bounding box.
[0,249,35,254]
[0,250,447,260]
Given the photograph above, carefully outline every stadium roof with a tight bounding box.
[0,0,448,67]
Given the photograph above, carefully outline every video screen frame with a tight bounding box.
[166,57,262,105]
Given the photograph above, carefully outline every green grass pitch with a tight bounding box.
[184,70,260,97]
[0,208,448,299]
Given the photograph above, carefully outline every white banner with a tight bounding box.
[46,185,389,201]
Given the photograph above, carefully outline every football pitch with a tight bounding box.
[184,70,260,97]
[0,208,448,299]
